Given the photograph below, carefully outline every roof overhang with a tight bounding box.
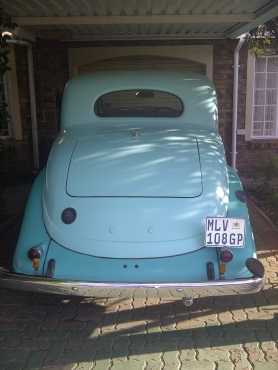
[2,0,278,41]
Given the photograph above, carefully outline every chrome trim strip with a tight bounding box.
[0,267,264,298]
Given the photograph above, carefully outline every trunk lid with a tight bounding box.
[67,129,202,198]
[43,131,228,258]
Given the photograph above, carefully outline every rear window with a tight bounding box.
[94,89,183,117]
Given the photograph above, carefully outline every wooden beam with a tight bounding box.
[227,2,278,38]
[66,33,226,42]
[12,14,255,26]
[14,27,36,42]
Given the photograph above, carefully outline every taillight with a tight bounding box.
[61,207,77,224]
[27,247,42,270]
[220,249,233,263]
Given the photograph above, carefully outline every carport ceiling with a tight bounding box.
[3,0,278,41]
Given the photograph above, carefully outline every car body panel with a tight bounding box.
[67,131,202,198]
[61,71,218,131]
[4,70,262,298]
[43,129,228,258]
[12,166,255,283]
[13,170,50,275]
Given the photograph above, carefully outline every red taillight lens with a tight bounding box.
[220,249,233,263]
[28,247,41,260]
[27,247,42,270]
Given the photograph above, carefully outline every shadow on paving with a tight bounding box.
[0,286,277,367]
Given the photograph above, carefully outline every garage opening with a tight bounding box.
[77,55,207,75]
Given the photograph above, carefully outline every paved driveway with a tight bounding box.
[0,201,277,370]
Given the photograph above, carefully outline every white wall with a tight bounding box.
[69,45,213,80]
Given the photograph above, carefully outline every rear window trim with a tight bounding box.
[94,89,184,118]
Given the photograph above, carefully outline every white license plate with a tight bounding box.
[205,217,245,248]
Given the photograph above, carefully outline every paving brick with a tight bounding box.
[75,362,94,370]
[41,365,78,370]
[24,350,47,369]
[243,342,266,363]
[162,351,180,368]
[218,311,233,324]
[253,362,278,370]
[260,340,278,355]
[229,347,248,363]
[176,320,197,330]
[0,349,30,365]
[92,359,112,370]
[63,345,97,365]
[179,348,197,362]
[265,351,278,362]
[216,361,234,370]
[111,358,144,370]
[198,348,230,362]
[231,309,248,322]
[145,359,163,370]
[135,352,162,363]
[1,333,22,348]
[43,340,67,367]
[4,364,26,370]
[180,360,215,370]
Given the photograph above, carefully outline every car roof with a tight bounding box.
[61,69,217,130]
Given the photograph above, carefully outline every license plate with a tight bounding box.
[205,217,245,248]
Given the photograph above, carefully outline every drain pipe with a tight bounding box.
[6,39,40,171]
[232,34,246,170]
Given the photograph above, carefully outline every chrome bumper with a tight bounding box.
[0,267,264,299]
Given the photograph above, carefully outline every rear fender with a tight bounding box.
[13,170,50,275]
[224,167,256,279]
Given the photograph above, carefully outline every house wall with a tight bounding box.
[0,40,68,182]
[0,46,32,182]
[236,46,278,186]
[6,38,277,185]
[213,39,237,163]
[34,40,69,165]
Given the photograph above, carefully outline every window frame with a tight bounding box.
[94,89,184,118]
[245,52,278,140]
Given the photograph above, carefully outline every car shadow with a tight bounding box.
[0,286,277,367]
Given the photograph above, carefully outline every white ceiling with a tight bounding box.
[2,0,278,40]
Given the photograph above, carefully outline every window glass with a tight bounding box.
[95,89,183,117]
[252,56,278,138]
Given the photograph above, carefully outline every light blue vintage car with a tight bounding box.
[0,70,264,304]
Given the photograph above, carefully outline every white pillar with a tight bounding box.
[232,35,246,170]
[7,39,39,170]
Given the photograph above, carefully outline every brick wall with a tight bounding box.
[213,39,237,163]
[34,39,68,166]
[212,40,278,186]
[235,45,278,186]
